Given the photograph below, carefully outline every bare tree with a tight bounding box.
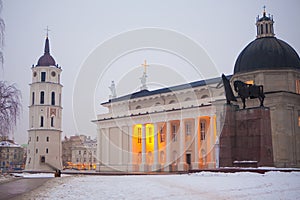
[0,0,4,66]
[0,81,21,139]
[0,1,21,139]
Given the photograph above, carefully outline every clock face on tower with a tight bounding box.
[33,72,37,77]
[51,71,56,77]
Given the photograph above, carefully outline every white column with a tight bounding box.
[164,121,171,172]
[209,116,215,169]
[140,124,147,172]
[102,128,109,168]
[128,125,133,172]
[119,128,122,166]
[192,117,200,169]
[96,128,102,172]
[178,119,186,171]
[153,123,160,171]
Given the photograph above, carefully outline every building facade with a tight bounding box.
[62,135,97,170]
[0,140,25,171]
[25,36,63,172]
[95,78,224,172]
[95,9,300,172]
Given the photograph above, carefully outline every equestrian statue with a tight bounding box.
[233,80,265,109]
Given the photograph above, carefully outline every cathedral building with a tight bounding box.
[25,35,63,172]
[95,9,300,172]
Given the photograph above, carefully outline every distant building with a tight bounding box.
[25,34,63,172]
[62,135,97,170]
[0,140,25,171]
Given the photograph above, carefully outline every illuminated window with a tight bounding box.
[245,80,254,85]
[296,80,300,94]
[148,127,152,143]
[137,128,142,143]
[172,124,177,142]
[160,127,165,143]
[200,120,206,141]
[185,123,191,135]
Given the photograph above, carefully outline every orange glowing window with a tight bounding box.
[245,80,254,85]
[148,127,152,143]
[200,120,206,141]
[160,127,165,143]
[137,128,142,143]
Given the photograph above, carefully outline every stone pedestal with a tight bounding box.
[220,105,274,167]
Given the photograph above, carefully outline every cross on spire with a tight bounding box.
[141,60,149,73]
[263,5,266,16]
[45,26,50,38]
[140,60,149,90]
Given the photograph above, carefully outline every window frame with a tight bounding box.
[41,72,46,82]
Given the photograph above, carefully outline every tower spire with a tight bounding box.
[44,26,51,54]
[44,37,50,54]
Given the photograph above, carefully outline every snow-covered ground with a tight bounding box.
[20,172,300,200]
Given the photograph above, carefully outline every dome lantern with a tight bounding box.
[256,6,275,38]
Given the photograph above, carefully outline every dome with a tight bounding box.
[36,37,56,66]
[234,9,300,74]
[234,37,300,74]
[37,54,56,66]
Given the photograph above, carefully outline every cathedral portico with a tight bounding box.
[95,102,218,172]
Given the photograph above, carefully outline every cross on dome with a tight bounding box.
[45,26,51,38]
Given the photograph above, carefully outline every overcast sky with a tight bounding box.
[1,0,300,144]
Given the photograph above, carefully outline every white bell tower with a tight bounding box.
[25,34,63,172]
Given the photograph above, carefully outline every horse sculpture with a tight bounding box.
[233,80,265,109]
